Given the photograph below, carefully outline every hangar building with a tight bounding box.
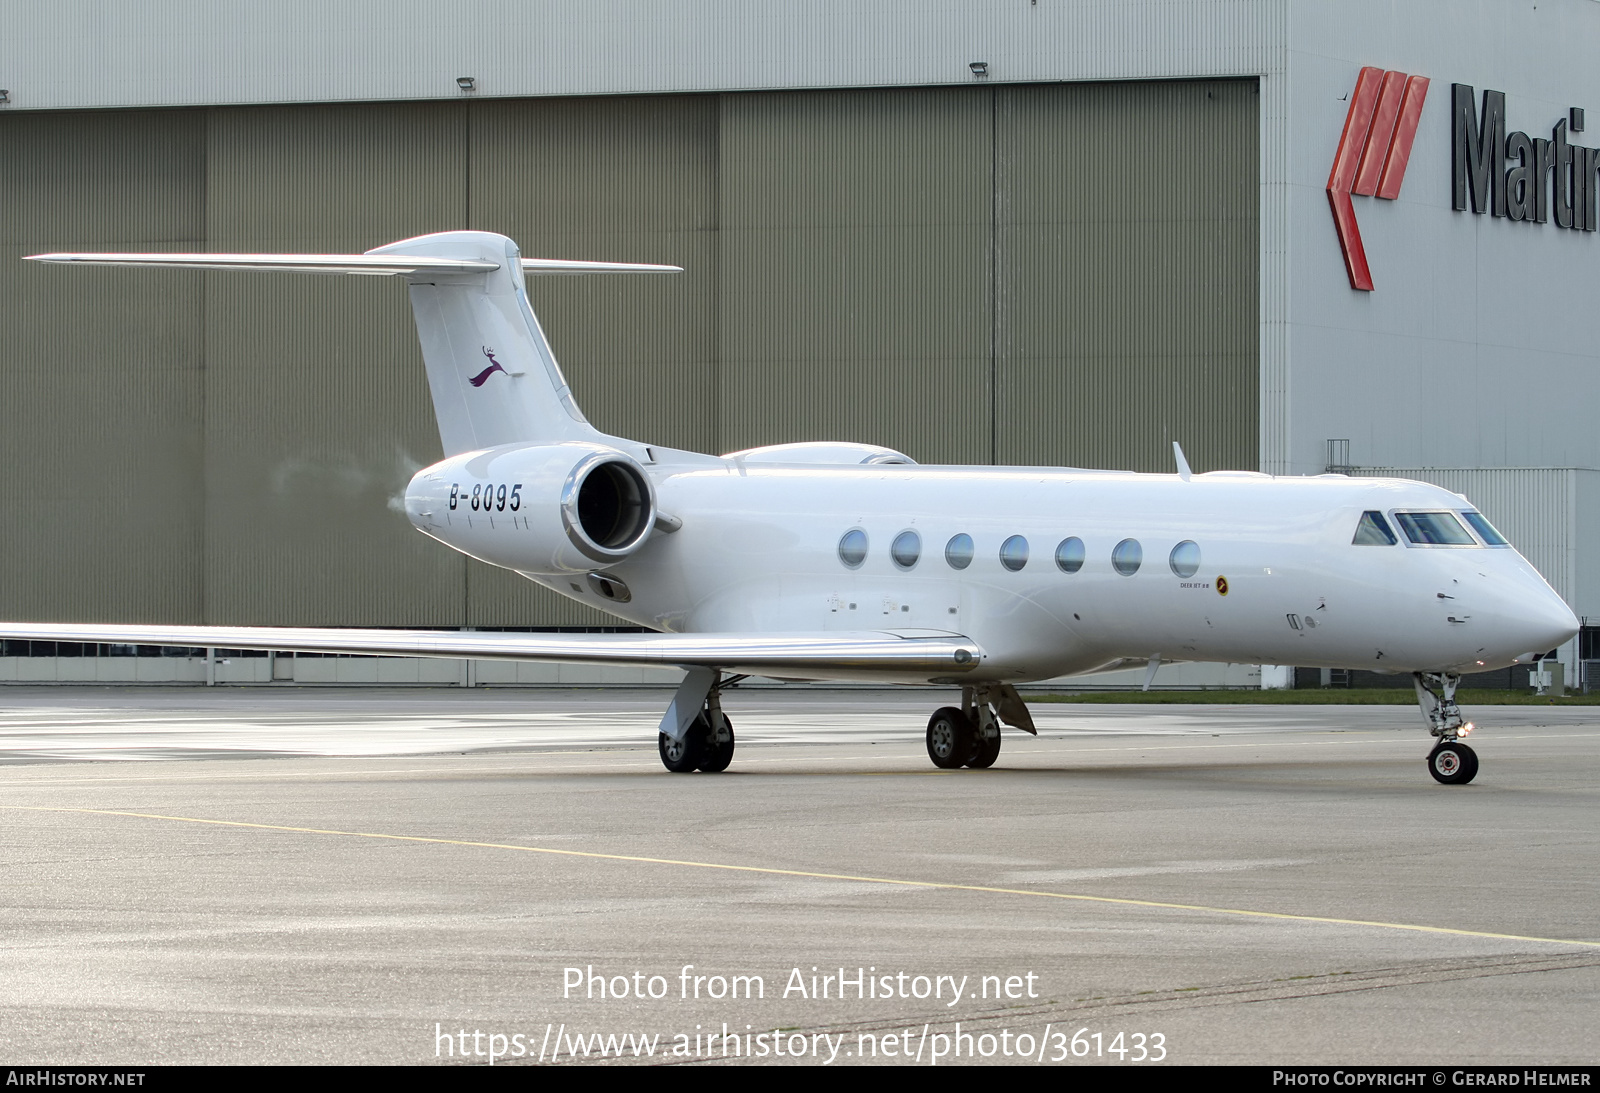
[0,0,1594,686]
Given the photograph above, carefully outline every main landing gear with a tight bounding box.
[1414,670,1478,785]
[925,683,1035,770]
[658,671,740,773]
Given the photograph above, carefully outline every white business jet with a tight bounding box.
[10,232,1578,783]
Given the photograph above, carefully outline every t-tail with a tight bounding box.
[25,230,680,457]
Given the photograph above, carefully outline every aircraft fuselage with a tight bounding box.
[407,453,1577,684]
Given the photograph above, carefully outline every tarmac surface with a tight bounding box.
[1,685,1597,1066]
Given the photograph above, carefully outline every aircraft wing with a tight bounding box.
[0,623,982,678]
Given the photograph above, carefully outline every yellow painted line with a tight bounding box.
[7,805,1599,951]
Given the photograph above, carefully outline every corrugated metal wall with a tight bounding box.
[0,1,1286,111]
[0,110,207,623]
[994,80,1258,471]
[719,87,995,463]
[203,103,471,626]
[467,95,721,625]
[0,81,1259,627]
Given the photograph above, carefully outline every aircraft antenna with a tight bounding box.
[1172,442,1193,481]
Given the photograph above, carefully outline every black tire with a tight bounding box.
[697,716,735,773]
[1427,742,1478,785]
[926,707,974,769]
[659,724,704,773]
[967,725,1002,769]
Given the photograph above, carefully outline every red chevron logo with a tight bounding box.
[1328,67,1431,291]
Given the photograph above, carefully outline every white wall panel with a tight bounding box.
[1280,0,1600,475]
[0,1,1281,110]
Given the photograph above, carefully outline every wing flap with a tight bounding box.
[0,623,982,676]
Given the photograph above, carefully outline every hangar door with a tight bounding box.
[0,80,1257,628]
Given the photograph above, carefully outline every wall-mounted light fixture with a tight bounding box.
[969,62,988,78]
[456,76,476,92]
[0,90,10,105]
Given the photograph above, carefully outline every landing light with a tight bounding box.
[1460,724,1474,736]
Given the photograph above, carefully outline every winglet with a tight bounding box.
[1173,442,1192,481]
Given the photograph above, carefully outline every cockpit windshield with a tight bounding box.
[1393,511,1476,546]
[1460,511,1509,546]
[1352,510,1397,545]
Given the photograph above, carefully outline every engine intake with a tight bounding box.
[562,451,655,563]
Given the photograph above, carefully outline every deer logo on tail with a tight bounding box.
[468,346,508,388]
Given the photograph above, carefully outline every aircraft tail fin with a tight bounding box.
[368,232,677,455]
[26,231,681,457]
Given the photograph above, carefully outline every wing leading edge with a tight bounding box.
[0,623,982,679]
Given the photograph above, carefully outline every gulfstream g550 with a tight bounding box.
[8,231,1578,782]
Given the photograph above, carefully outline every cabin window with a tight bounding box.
[1352,510,1397,545]
[891,530,922,570]
[1055,537,1085,574]
[1169,540,1200,578]
[838,528,868,568]
[1394,511,1475,546]
[1461,511,1509,546]
[1112,538,1143,576]
[999,535,1029,572]
[945,533,974,570]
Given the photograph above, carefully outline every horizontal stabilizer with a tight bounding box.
[25,230,681,459]
[0,623,983,676]
[24,253,682,277]
[23,252,500,276]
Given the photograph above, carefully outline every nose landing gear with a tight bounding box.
[1427,740,1478,784]
[1414,671,1478,785]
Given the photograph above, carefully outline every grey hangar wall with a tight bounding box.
[0,80,1259,628]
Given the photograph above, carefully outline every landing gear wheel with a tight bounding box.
[1427,742,1479,785]
[926,706,975,769]
[967,727,1001,769]
[697,716,735,773]
[659,726,704,773]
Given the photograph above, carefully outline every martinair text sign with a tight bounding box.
[1453,84,1596,231]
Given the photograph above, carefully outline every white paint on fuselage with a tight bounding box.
[422,456,1578,684]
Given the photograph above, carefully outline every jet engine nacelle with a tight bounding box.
[404,442,657,575]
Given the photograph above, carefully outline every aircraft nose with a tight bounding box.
[1501,582,1579,657]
